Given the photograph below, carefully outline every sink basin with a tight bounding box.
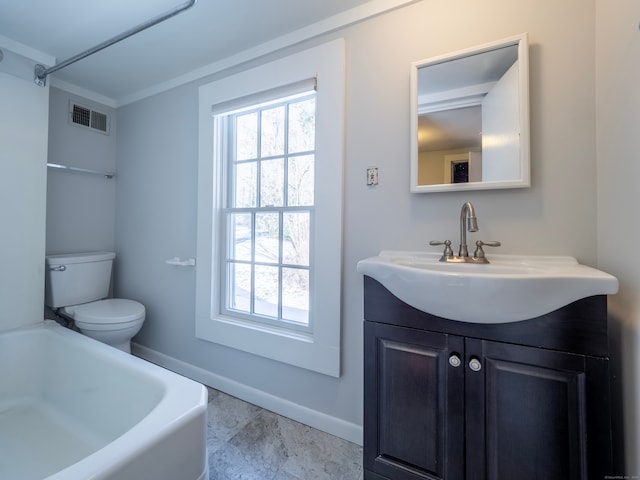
[356,251,619,323]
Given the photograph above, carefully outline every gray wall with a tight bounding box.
[46,87,116,255]
[113,0,599,442]
[596,0,640,473]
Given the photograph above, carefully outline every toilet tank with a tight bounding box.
[45,252,116,308]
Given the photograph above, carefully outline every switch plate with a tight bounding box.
[367,167,379,186]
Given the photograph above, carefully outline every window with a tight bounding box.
[220,91,316,331]
[196,40,344,377]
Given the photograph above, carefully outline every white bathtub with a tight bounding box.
[0,320,208,480]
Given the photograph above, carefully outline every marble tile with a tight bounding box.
[205,387,363,480]
[276,415,363,480]
[271,470,303,480]
[206,388,262,454]
[208,442,281,480]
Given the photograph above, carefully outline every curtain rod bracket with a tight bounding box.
[34,0,196,87]
[34,64,47,87]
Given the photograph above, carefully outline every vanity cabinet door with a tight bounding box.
[464,338,612,480]
[364,322,465,480]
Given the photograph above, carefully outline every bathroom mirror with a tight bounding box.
[410,33,530,193]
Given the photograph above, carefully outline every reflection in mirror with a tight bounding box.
[410,33,530,193]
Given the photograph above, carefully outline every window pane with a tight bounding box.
[254,265,279,318]
[288,155,314,206]
[236,112,257,160]
[260,158,284,207]
[228,213,252,261]
[288,98,316,154]
[282,268,309,325]
[283,211,310,266]
[221,93,317,331]
[255,212,279,263]
[261,106,285,157]
[228,262,251,313]
[234,162,257,208]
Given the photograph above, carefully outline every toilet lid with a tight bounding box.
[66,299,145,325]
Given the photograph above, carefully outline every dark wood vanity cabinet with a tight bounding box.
[363,277,613,480]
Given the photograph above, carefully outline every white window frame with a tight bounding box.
[196,39,344,377]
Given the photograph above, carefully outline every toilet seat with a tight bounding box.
[63,298,145,327]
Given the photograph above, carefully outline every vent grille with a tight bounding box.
[72,104,91,127]
[91,111,108,132]
[70,102,110,135]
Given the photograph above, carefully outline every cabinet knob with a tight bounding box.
[469,357,482,372]
[449,354,462,368]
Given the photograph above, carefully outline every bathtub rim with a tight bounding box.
[0,320,208,480]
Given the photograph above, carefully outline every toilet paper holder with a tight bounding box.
[165,257,196,267]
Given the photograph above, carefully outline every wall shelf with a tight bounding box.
[47,163,115,179]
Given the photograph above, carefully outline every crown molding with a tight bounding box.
[115,0,421,106]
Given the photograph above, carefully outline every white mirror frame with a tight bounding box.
[410,33,530,193]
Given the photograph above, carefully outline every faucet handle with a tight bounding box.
[430,239,454,260]
[473,240,501,259]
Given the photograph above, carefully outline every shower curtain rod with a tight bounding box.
[34,0,197,87]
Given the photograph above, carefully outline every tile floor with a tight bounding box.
[206,387,363,480]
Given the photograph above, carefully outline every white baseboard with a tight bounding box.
[131,342,363,446]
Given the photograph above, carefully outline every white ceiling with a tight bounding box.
[0,0,413,105]
[419,106,482,152]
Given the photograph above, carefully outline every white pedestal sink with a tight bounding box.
[357,251,619,323]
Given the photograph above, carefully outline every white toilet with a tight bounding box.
[45,251,145,353]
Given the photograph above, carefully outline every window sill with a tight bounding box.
[196,313,340,377]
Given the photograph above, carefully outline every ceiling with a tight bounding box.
[0,0,408,105]
[418,106,482,152]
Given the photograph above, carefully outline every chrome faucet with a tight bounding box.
[458,201,478,258]
[429,201,501,263]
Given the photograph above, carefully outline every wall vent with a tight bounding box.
[70,102,110,135]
